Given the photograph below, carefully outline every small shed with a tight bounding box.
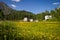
[23,17,28,22]
[29,19,33,22]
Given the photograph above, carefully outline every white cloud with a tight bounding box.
[52,2,59,5]
[11,4,16,8]
[12,0,21,2]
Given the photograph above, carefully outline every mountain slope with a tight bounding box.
[0,2,13,15]
[0,2,35,20]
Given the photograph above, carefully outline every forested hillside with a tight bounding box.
[0,2,35,20]
[36,7,60,21]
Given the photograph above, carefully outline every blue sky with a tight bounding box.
[0,0,60,14]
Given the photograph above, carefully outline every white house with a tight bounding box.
[45,15,52,20]
[29,19,33,22]
[23,17,28,22]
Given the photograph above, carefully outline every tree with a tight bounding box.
[0,9,5,20]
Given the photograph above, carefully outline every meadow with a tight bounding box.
[0,21,60,40]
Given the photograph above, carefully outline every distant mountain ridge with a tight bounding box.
[0,2,35,20]
[0,2,13,15]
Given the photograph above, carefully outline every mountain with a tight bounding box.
[0,2,14,15]
[0,2,35,20]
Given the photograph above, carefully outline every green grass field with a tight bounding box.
[0,21,60,40]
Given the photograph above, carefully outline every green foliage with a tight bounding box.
[50,8,60,21]
[36,12,46,21]
[36,8,60,21]
[0,9,4,20]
